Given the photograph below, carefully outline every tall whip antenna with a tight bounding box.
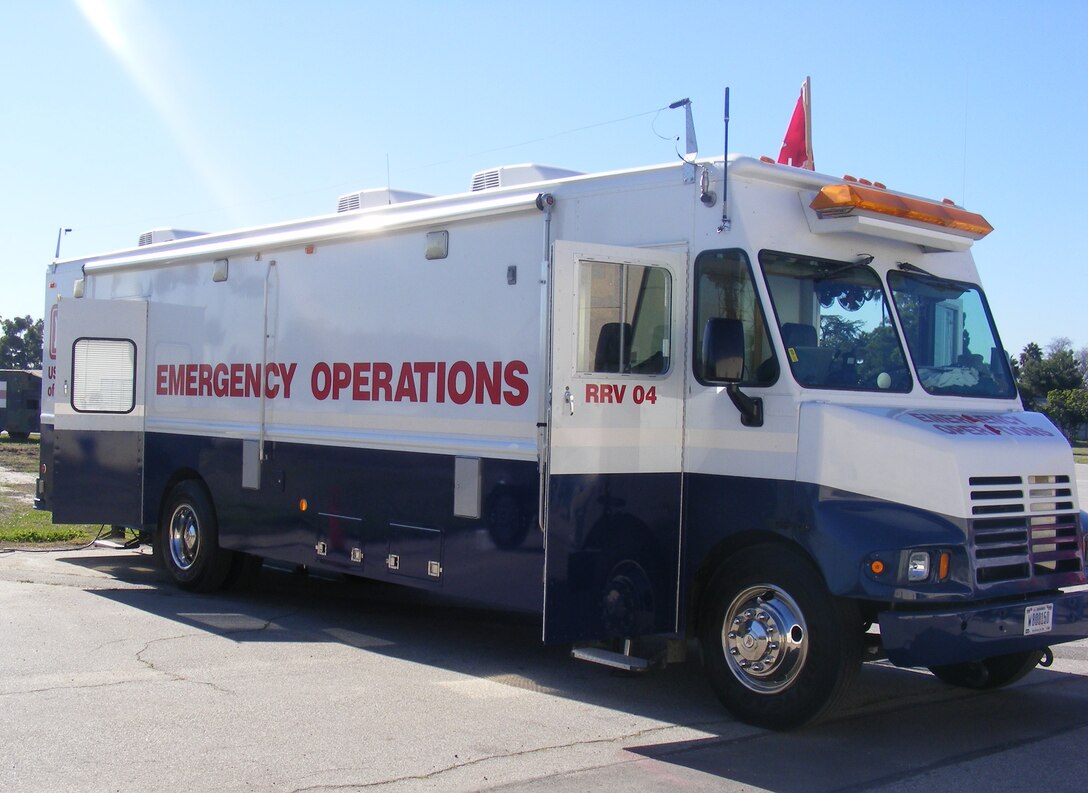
[719,87,731,232]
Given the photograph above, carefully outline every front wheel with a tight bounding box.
[928,650,1043,689]
[700,545,862,730]
[158,481,233,592]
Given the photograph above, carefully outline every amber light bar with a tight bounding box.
[810,183,994,239]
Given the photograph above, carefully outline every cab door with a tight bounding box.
[544,241,687,643]
[51,298,148,525]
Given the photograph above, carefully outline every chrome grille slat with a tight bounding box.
[968,472,1082,585]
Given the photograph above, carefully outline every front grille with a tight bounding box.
[968,474,1080,585]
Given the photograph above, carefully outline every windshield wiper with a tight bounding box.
[814,254,874,282]
[896,261,935,277]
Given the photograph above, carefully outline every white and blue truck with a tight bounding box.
[37,143,1087,728]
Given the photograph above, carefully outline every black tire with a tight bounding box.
[928,650,1043,689]
[7,432,30,441]
[700,545,862,730]
[158,481,233,592]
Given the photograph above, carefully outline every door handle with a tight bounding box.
[563,386,575,416]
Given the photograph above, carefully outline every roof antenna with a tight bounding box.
[719,87,731,232]
[669,98,697,183]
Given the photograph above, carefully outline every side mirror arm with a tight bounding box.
[726,383,763,428]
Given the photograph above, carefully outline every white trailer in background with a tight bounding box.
[39,146,1087,728]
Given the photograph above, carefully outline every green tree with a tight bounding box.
[0,316,44,370]
[1044,389,1088,441]
[819,315,863,350]
[857,325,909,388]
[1019,342,1043,366]
[1017,341,1083,411]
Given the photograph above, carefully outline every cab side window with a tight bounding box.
[693,250,776,385]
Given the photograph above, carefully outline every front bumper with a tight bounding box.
[878,588,1088,667]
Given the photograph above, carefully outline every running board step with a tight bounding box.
[92,539,128,549]
[571,646,651,672]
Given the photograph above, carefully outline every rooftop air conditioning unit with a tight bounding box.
[470,164,582,192]
[336,188,432,213]
[138,228,206,247]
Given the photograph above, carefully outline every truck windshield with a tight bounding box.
[887,271,1016,398]
[760,251,912,391]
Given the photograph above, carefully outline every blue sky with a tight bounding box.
[1,0,1085,356]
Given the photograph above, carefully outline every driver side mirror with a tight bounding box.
[703,317,745,382]
[703,317,763,428]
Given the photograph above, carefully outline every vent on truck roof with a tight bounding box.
[470,164,582,192]
[336,188,432,213]
[138,228,206,247]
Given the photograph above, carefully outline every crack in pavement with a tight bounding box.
[0,678,154,698]
[284,720,732,793]
[127,610,301,694]
[4,609,307,701]
[134,635,235,695]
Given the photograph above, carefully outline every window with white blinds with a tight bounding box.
[72,338,136,413]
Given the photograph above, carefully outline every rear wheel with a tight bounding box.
[158,481,233,592]
[928,650,1043,689]
[700,545,862,730]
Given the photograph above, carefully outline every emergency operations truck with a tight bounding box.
[37,150,1088,729]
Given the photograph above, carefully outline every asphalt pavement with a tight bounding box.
[0,469,1085,793]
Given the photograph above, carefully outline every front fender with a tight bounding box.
[801,485,973,601]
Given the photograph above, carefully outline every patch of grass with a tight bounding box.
[1074,440,1088,465]
[0,434,41,474]
[0,504,100,546]
[2,528,88,543]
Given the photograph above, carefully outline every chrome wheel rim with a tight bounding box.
[722,584,808,694]
[168,504,200,571]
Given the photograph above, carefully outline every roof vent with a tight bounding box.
[470,164,582,192]
[336,188,431,213]
[137,228,206,247]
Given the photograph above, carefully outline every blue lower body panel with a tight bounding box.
[49,427,143,525]
[125,432,547,615]
[544,472,681,644]
[879,589,1088,667]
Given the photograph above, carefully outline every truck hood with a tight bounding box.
[795,403,1077,520]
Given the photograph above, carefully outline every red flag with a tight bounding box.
[777,77,813,170]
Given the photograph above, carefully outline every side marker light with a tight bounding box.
[938,552,950,581]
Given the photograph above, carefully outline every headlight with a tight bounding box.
[864,549,953,585]
[907,551,931,582]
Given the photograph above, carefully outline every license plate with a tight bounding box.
[1024,603,1054,636]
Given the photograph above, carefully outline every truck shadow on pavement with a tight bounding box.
[62,549,1088,792]
[63,549,725,721]
[626,670,1088,792]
